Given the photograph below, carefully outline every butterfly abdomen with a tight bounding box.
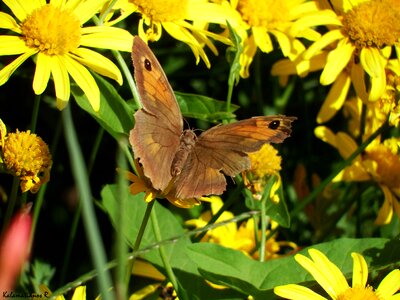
[170,130,197,176]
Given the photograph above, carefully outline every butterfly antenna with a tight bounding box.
[183,118,191,130]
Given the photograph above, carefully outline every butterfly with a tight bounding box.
[129,36,296,200]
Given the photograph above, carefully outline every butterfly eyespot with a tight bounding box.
[144,58,152,71]
[268,120,280,129]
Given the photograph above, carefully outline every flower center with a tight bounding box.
[342,0,400,49]
[131,0,187,22]
[364,139,400,189]
[237,0,287,27]
[20,4,81,56]
[337,285,380,300]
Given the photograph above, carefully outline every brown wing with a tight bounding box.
[170,151,227,199]
[171,115,296,198]
[129,36,183,191]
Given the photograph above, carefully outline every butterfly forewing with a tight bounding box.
[130,36,183,191]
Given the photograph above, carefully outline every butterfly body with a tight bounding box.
[171,130,197,177]
[130,36,296,200]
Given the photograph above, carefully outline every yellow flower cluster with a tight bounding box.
[1,127,52,193]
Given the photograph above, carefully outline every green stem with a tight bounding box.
[98,0,118,24]
[112,49,141,109]
[62,106,114,300]
[259,196,267,262]
[115,142,129,300]
[226,81,233,114]
[59,127,104,284]
[132,199,155,253]
[150,205,189,300]
[127,200,155,285]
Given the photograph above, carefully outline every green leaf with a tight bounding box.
[71,73,134,140]
[20,260,55,294]
[187,237,398,299]
[101,184,244,299]
[265,180,290,228]
[175,92,239,122]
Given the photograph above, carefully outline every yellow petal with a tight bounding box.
[129,284,161,300]
[0,36,30,55]
[71,286,86,300]
[290,10,341,37]
[62,55,100,112]
[314,126,337,148]
[308,249,349,299]
[351,253,368,287]
[49,55,70,109]
[295,252,341,299]
[336,132,358,159]
[375,185,394,225]
[81,26,134,52]
[303,29,343,60]
[360,48,387,101]
[73,0,106,25]
[71,48,123,85]
[253,27,273,53]
[317,71,351,123]
[163,21,209,67]
[33,52,51,95]
[274,284,327,300]
[0,118,6,148]
[369,72,386,101]
[0,12,21,33]
[271,30,291,57]
[376,269,400,298]
[360,47,386,79]
[320,39,354,85]
[0,50,36,85]
[3,0,42,22]
[333,161,370,182]
[350,63,368,102]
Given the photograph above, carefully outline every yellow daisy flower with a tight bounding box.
[104,0,235,68]
[286,0,400,123]
[315,126,400,225]
[223,0,324,78]
[1,129,52,193]
[274,249,400,300]
[0,0,134,112]
[124,159,202,208]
